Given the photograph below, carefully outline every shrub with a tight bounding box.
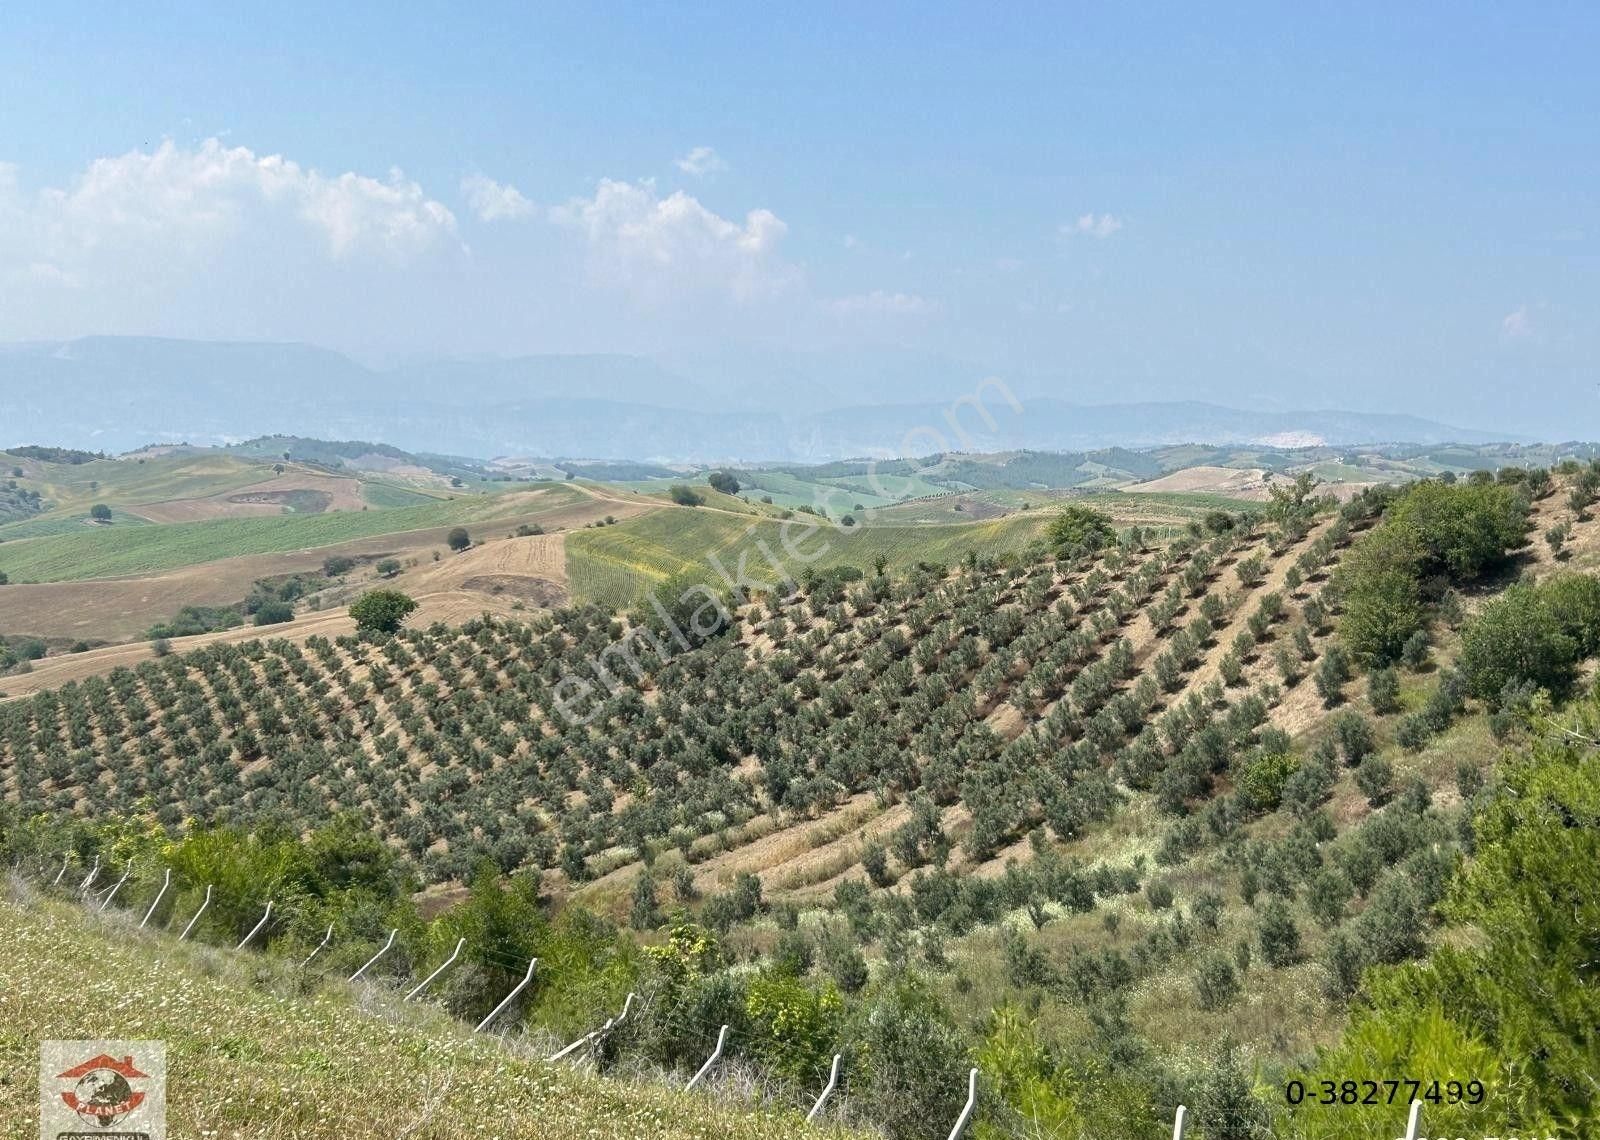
[1367,667,1401,715]
[322,555,356,576]
[350,589,418,635]
[1194,953,1241,1010]
[1238,751,1297,812]
[1355,755,1395,806]
[850,978,969,1140]
[668,484,705,507]
[253,599,294,626]
[1256,898,1301,966]
[1332,710,1376,765]
[445,526,471,552]
[1145,879,1175,910]
[1046,505,1115,556]
[1315,645,1352,707]
[375,558,402,578]
[1459,584,1578,701]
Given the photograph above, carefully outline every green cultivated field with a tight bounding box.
[567,506,1050,608]
[0,484,586,583]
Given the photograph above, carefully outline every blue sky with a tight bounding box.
[0,3,1595,430]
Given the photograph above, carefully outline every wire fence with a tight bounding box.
[13,852,1436,1140]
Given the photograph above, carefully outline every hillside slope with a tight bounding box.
[0,892,847,1140]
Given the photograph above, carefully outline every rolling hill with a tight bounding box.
[2,459,1596,1139]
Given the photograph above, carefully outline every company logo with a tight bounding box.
[39,1041,165,1140]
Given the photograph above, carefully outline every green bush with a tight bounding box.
[350,589,418,634]
[1459,583,1579,701]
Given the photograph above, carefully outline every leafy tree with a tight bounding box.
[1366,667,1400,715]
[89,503,112,522]
[629,870,660,929]
[1312,702,1598,1133]
[1046,505,1115,556]
[1537,572,1600,655]
[1238,750,1297,812]
[668,484,705,507]
[350,589,418,635]
[1355,755,1395,806]
[1331,710,1375,765]
[445,526,471,552]
[1459,584,1578,701]
[322,554,356,576]
[1195,953,1241,1010]
[1315,645,1352,707]
[1256,898,1300,966]
[1193,1045,1274,1139]
[707,470,740,495]
[1338,523,1426,665]
[1387,479,1528,581]
[253,599,294,626]
[375,558,402,579]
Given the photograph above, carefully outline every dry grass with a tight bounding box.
[0,892,865,1140]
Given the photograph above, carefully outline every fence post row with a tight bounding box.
[349,928,398,981]
[140,869,171,929]
[806,1053,843,1123]
[99,868,132,911]
[684,1024,729,1093]
[302,925,334,968]
[474,957,538,1034]
[405,937,465,1001]
[547,990,638,1063]
[235,901,273,950]
[946,1068,978,1140]
[178,885,212,942]
[25,861,1052,1134]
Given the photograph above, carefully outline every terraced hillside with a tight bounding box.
[4,466,1596,1138]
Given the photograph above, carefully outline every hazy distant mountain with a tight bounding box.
[0,336,1521,460]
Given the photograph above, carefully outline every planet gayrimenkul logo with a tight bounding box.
[39,1041,166,1140]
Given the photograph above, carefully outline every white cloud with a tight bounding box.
[827,290,938,317]
[1063,212,1123,239]
[1501,304,1535,341]
[27,139,458,261]
[460,173,535,222]
[675,146,728,179]
[551,178,794,304]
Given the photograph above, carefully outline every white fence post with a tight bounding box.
[77,855,100,895]
[806,1053,843,1123]
[302,925,334,968]
[685,1024,729,1092]
[946,1067,978,1140]
[140,869,171,929]
[349,928,398,981]
[52,855,69,886]
[405,937,465,1001]
[547,991,638,1063]
[236,901,273,950]
[1403,1100,1423,1140]
[474,957,538,1033]
[178,885,212,941]
[1172,1104,1188,1139]
[100,868,132,911]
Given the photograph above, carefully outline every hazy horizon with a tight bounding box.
[2,4,1596,441]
